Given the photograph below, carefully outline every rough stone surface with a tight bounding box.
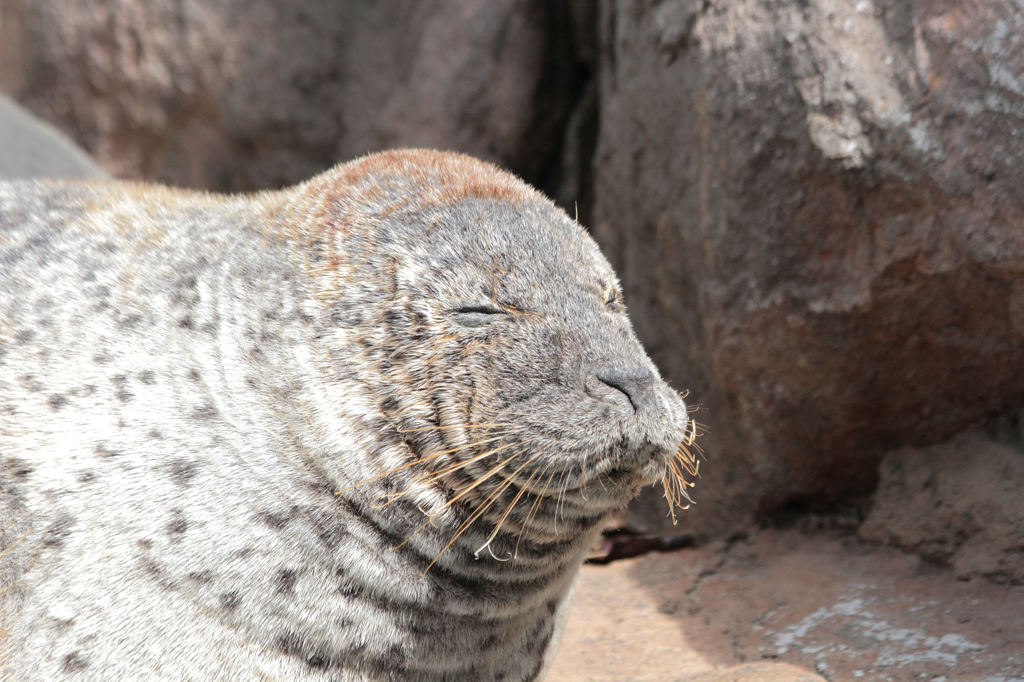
[0,0,588,195]
[685,663,825,682]
[860,432,1024,585]
[0,93,106,179]
[551,528,1024,681]
[592,0,1024,536]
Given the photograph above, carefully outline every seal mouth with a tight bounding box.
[334,410,701,569]
[514,440,678,515]
[590,446,663,488]
[576,420,702,522]
[589,439,672,483]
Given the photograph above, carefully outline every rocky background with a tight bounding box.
[2,1,1021,678]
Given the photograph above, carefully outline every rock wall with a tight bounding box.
[3,0,1022,546]
[0,0,590,196]
[593,0,1024,535]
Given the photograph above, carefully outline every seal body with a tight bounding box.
[0,150,691,680]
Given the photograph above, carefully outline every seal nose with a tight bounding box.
[595,367,658,413]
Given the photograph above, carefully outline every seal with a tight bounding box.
[0,149,696,680]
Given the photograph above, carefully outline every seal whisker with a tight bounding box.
[371,435,545,511]
[662,450,698,523]
[472,450,548,561]
[395,452,521,571]
[553,457,575,529]
[675,445,700,478]
[667,452,689,489]
[577,451,591,501]
[392,444,534,553]
[368,438,532,510]
[334,434,508,496]
[425,443,536,513]
[682,419,706,447]
[395,421,515,434]
[664,471,686,522]
[423,451,536,573]
[662,475,680,524]
[474,446,553,559]
[414,436,541,486]
[514,458,559,557]
[681,433,705,460]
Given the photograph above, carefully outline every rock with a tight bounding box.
[551,528,1024,680]
[859,432,1024,584]
[684,663,824,682]
[0,0,584,193]
[592,1,1024,536]
[0,93,106,179]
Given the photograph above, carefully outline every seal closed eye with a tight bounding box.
[452,303,508,327]
[0,148,698,680]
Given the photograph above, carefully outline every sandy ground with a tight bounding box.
[549,527,1023,681]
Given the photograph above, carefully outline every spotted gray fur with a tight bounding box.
[0,150,692,680]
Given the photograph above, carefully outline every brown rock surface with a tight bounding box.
[0,0,585,193]
[550,528,1024,680]
[593,0,1024,536]
[860,432,1024,584]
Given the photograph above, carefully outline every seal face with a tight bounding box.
[303,152,695,548]
[0,150,695,680]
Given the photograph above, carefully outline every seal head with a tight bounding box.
[285,150,694,557]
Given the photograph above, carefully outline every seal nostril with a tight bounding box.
[595,367,658,413]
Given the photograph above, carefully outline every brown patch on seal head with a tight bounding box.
[304,149,542,211]
[272,150,551,296]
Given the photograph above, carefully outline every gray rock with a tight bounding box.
[0,94,106,179]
